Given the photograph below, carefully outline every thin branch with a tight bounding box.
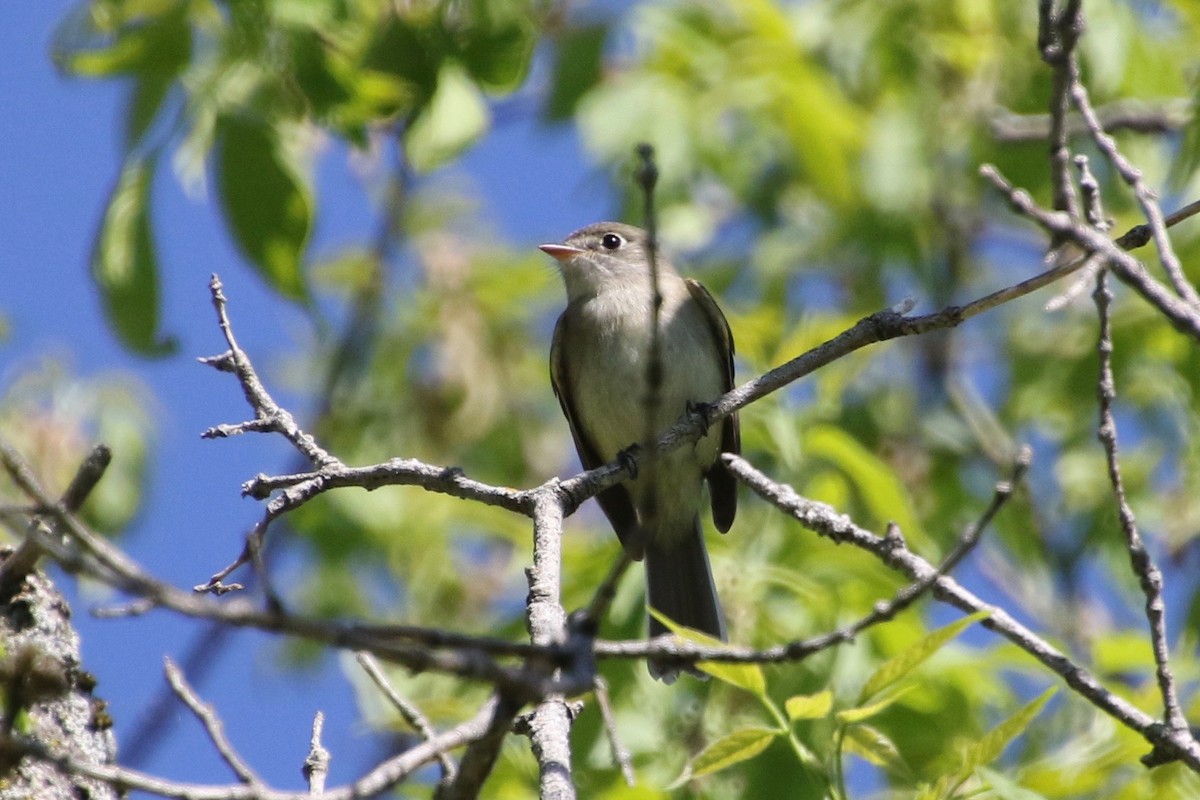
[592,676,634,787]
[581,551,633,629]
[199,275,339,468]
[0,466,559,692]
[0,442,111,590]
[164,658,263,788]
[1039,0,1083,221]
[1093,271,1190,755]
[596,448,1027,672]
[1068,72,1200,308]
[980,165,1200,340]
[636,142,665,534]
[302,712,329,794]
[355,652,457,783]
[990,99,1192,143]
[3,694,506,800]
[720,453,1200,771]
[435,694,524,800]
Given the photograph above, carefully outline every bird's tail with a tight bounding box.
[644,519,726,682]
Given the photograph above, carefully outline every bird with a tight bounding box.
[541,222,740,680]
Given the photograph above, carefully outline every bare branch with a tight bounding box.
[199,275,338,469]
[721,453,1200,770]
[1093,271,1190,762]
[981,165,1200,340]
[302,712,329,794]
[522,490,576,800]
[164,658,262,788]
[3,694,507,800]
[592,676,634,787]
[1039,0,1083,221]
[1068,74,1200,308]
[0,442,111,590]
[435,694,524,800]
[990,99,1192,143]
[355,652,457,783]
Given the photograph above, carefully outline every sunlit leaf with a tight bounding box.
[216,116,312,300]
[842,723,907,775]
[953,688,1055,779]
[405,62,489,173]
[649,608,766,696]
[835,686,913,724]
[859,610,990,702]
[785,690,834,721]
[687,727,778,779]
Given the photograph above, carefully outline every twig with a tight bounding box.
[1093,271,1190,761]
[195,275,532,593]
[719,453,1200,770]
[637,142,665,532]
[596,449,1028,672]
[1068,71,1200,308]
[581,552,633,629]
[164,657,262,787]
[435,694,525,800]
[593,676,634,787]
[302,712,330,794]
[200,275,339,468]
[8,694,508,800]
[0,442,112,590]
[1039,0,1083,222]
[355,652,456,783]
[1043,155,1108,310]
[980,165,1200,340]
[989,99,1192,143]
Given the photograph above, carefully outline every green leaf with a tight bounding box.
[688,726,779,779]
[405,62,489,173]
[842,723,907,775]
[216,116,312,300]
[975,766,1053,800]
[858,610,990,702]
[804,424,928,548]
[952,688,1055,780]
[126,71,175,147]
[648,608,766,695]
[454,0,536,91]
[785,690,834,721]
[361,13,441,108]
[91,155,174,355]
[57,1,191,78]
[835,686,913,724]
[545,24,606,120]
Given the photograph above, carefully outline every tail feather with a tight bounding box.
[644,519,725,682]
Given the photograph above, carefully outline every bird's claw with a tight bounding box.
[617,444,641,479]
[687,400,715,435]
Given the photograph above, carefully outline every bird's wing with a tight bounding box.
[685,279,740,533]
[551,311,643,557]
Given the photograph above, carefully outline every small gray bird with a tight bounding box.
[541,222,740,680]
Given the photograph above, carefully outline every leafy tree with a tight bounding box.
[3,0,1200,797]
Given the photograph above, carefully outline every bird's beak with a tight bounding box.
[539,243,584,262]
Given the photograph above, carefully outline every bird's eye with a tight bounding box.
[601,233,624,250]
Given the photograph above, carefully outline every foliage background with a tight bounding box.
[4,0,1200,797]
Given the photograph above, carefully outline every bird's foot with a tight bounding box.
[617,444,641,479]
[687,400,715,435]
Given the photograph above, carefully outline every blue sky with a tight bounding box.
[0,3,617,792]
